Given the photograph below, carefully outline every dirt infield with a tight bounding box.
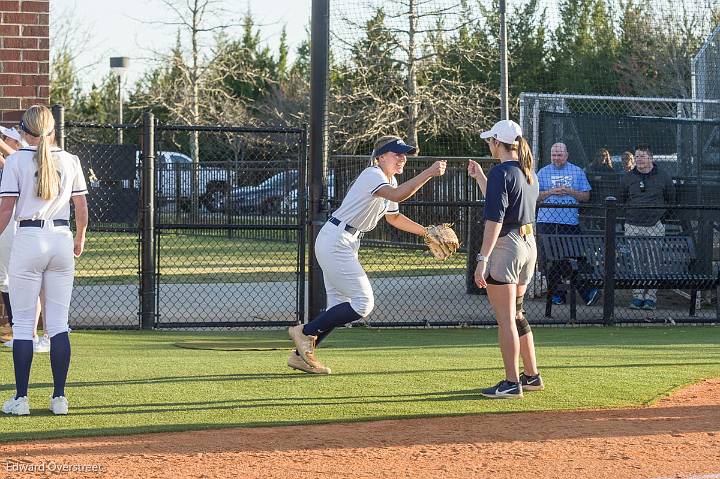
[1,379,719,479]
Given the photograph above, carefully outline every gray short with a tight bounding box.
[485,232,537,285]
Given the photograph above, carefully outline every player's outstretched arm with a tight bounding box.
[374,160,446,203]
[468,160,488,196]
[385,213,426,236]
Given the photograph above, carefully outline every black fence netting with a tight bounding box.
[360,201,718,327]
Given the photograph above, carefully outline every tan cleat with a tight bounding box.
[287,350,331,375]
[288,325,322,368]
[0,323,12,343]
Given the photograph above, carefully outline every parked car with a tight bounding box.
[280,170,335,215]
[210,169,300,215]
[151,151,234,211]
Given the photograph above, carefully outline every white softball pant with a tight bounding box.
[315,221,374,317]
[9,223,75,340]
[0,220,16,293]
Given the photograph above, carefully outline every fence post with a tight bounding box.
[141,112,156,330]
[602,196,617,325]
[52,104,65,150]
[297,124,308,324]
[308,0,330,322]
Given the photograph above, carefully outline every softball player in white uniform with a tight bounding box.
[0,127,50,352]
[0,128,20,344]
[0,105,88,416]
[288,135,446,374]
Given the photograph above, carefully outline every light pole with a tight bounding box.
[499,0,509,120]
[110,57,129,144]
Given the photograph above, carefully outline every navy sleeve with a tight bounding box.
[618,174,629,203]
[484,167,508,223]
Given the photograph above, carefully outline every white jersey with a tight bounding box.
[0,147,87,220]
[331,166,399,232]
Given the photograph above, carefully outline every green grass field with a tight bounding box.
[76,232,466,284]
[0,327,719,442]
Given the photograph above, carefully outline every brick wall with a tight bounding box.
[0,0,50,126]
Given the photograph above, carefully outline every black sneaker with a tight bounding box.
[480,380,523,399]
[519,372,545,391]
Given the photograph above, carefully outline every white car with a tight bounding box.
[152,151,234,211]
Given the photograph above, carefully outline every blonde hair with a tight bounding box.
[22,105,58,200]
[497,136,535,185]
[595,148,613,168]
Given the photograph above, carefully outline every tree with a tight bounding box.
[476,0,549,117]
[330,7,404,152]
[616,0,710,99]
[615,0,660,96]
[259,32,311,128]
[549,0,619,94]
[49,1,103,120]
[50,50,81,111]
[331,0,495,154]
[133,0,242,210]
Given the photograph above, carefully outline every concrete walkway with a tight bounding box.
[70,275,716,328]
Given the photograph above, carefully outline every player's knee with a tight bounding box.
[45,321,70,339]
[516,316,531,337]
[10,319,34,341]
[351,294,374,318]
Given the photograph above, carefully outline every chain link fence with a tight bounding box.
[152,125,307,329]
[64,121,142,329]
[693,25,720,120]
[56,119,720,329]
[55,117,307,330]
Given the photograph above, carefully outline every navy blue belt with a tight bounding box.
[19,219,70,228]
[328,216,359,235]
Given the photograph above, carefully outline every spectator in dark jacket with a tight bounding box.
[618,144,676,311]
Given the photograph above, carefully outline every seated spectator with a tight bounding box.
[537,142,599,306]
[621,151,635,172]
[618,144,675,311]
[585,148,614,175]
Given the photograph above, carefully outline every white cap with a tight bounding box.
[0,126,21,143]
[480,120,523,145]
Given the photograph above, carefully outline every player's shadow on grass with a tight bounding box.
[0,389,484,419]
[2,360,719,394]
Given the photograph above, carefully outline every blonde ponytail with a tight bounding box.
[498,136,535,185]
[21,105,59,200]
[517,136,535,185]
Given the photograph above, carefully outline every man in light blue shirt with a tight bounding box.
[536,143,598,306]
[537,143,591,225]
